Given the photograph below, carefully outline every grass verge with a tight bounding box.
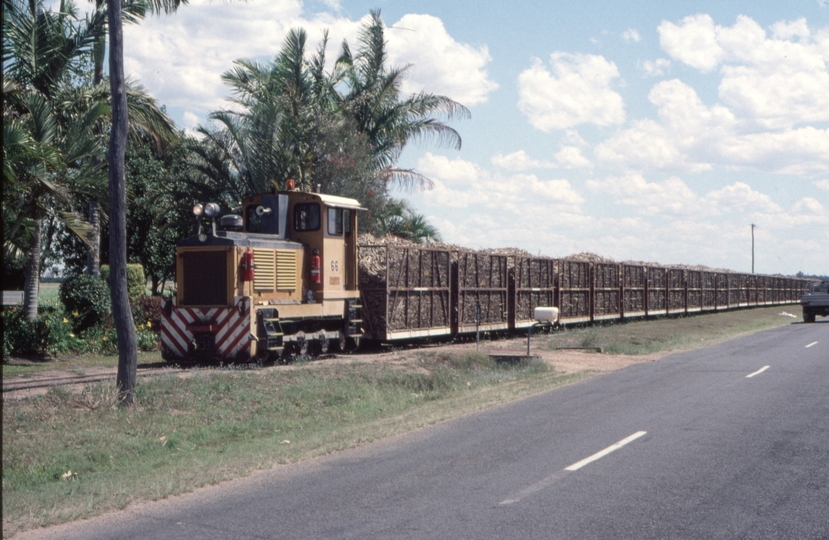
[2,352,581,538]
[539,306,799,355]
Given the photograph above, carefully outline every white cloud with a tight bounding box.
[586,177,787,219]
[705,182,783,214]
[658,14,726,72]
[771,18,811,40]
[815,180,829,191]
[658,15,829,129]
[641,58,671,77]
[554,146,592,168]
[595,78,829,175]
[123,5,497,122]
[385,14,498,106]
[622,29,641,42]
[182,111,200,130]
[491,150,543,171]
[517,53,625,131]
[491,147,591,171]
[418,153,585,211]
[586,173,702,216]
[791,197,825,214]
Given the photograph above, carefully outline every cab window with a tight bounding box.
[328,208,344,236]
[294,203,320,231]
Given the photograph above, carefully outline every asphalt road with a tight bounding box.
[24,321,828,540]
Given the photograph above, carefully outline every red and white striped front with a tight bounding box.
[161,297,253,361]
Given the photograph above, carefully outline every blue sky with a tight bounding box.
[120,0,829,275]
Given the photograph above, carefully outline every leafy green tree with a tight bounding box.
[375,198,442,243]
[124,137,208,295]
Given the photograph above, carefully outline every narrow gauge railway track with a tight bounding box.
[2,365,185,395]
[1,353,352,397]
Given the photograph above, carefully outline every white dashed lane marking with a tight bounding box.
[564,431,648,471]
[746,365,770,378]
[805,341,818,348]
[498,431,647,506]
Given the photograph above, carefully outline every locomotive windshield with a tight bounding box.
[294,203,320,231]
[245,194,280,234]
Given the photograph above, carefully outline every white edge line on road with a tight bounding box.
[564,431,648,472]
[805,341,818,348]
[746,365,770,378]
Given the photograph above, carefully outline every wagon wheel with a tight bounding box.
[294,332,309,357]
[347,336,361,352]
[336,333,348,352]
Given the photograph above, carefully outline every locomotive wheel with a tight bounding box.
[254,348,272,367]
[347,336,361,352]
[336,333,347,352]
[318,333,329,355]
[295,332,309,357]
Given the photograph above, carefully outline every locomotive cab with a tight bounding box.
[161,187,364,364]
[238,189,362,305]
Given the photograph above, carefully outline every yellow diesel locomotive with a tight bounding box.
[160,183,363,363]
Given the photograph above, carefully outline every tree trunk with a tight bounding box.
[87,23,105,278]
[108,0,137,406]
[86,200,101,277]
[23,218,43,322]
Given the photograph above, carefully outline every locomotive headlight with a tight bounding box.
[204,203,221,218]
[198,233,208,243]
[192,203,204,217]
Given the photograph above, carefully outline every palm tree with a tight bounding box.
[198,14,467,225]
[4,0,178,323]
[375,198,442,243]
[84,0,167,277]
[3,0,109,321]
[335,10,470,191]
[212,28,335,193]
[2,0,107,98]
[106,0,186,404]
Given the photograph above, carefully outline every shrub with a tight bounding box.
[2,304,74,358]
[2,298,160,357]
[59,274,112,332]
[136,327,159,351]
[100,264,146,302]
[132,295,163,332]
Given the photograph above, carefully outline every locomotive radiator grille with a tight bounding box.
[181,250,229,306]
[276,249,297,291]
[253,249,276,291]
